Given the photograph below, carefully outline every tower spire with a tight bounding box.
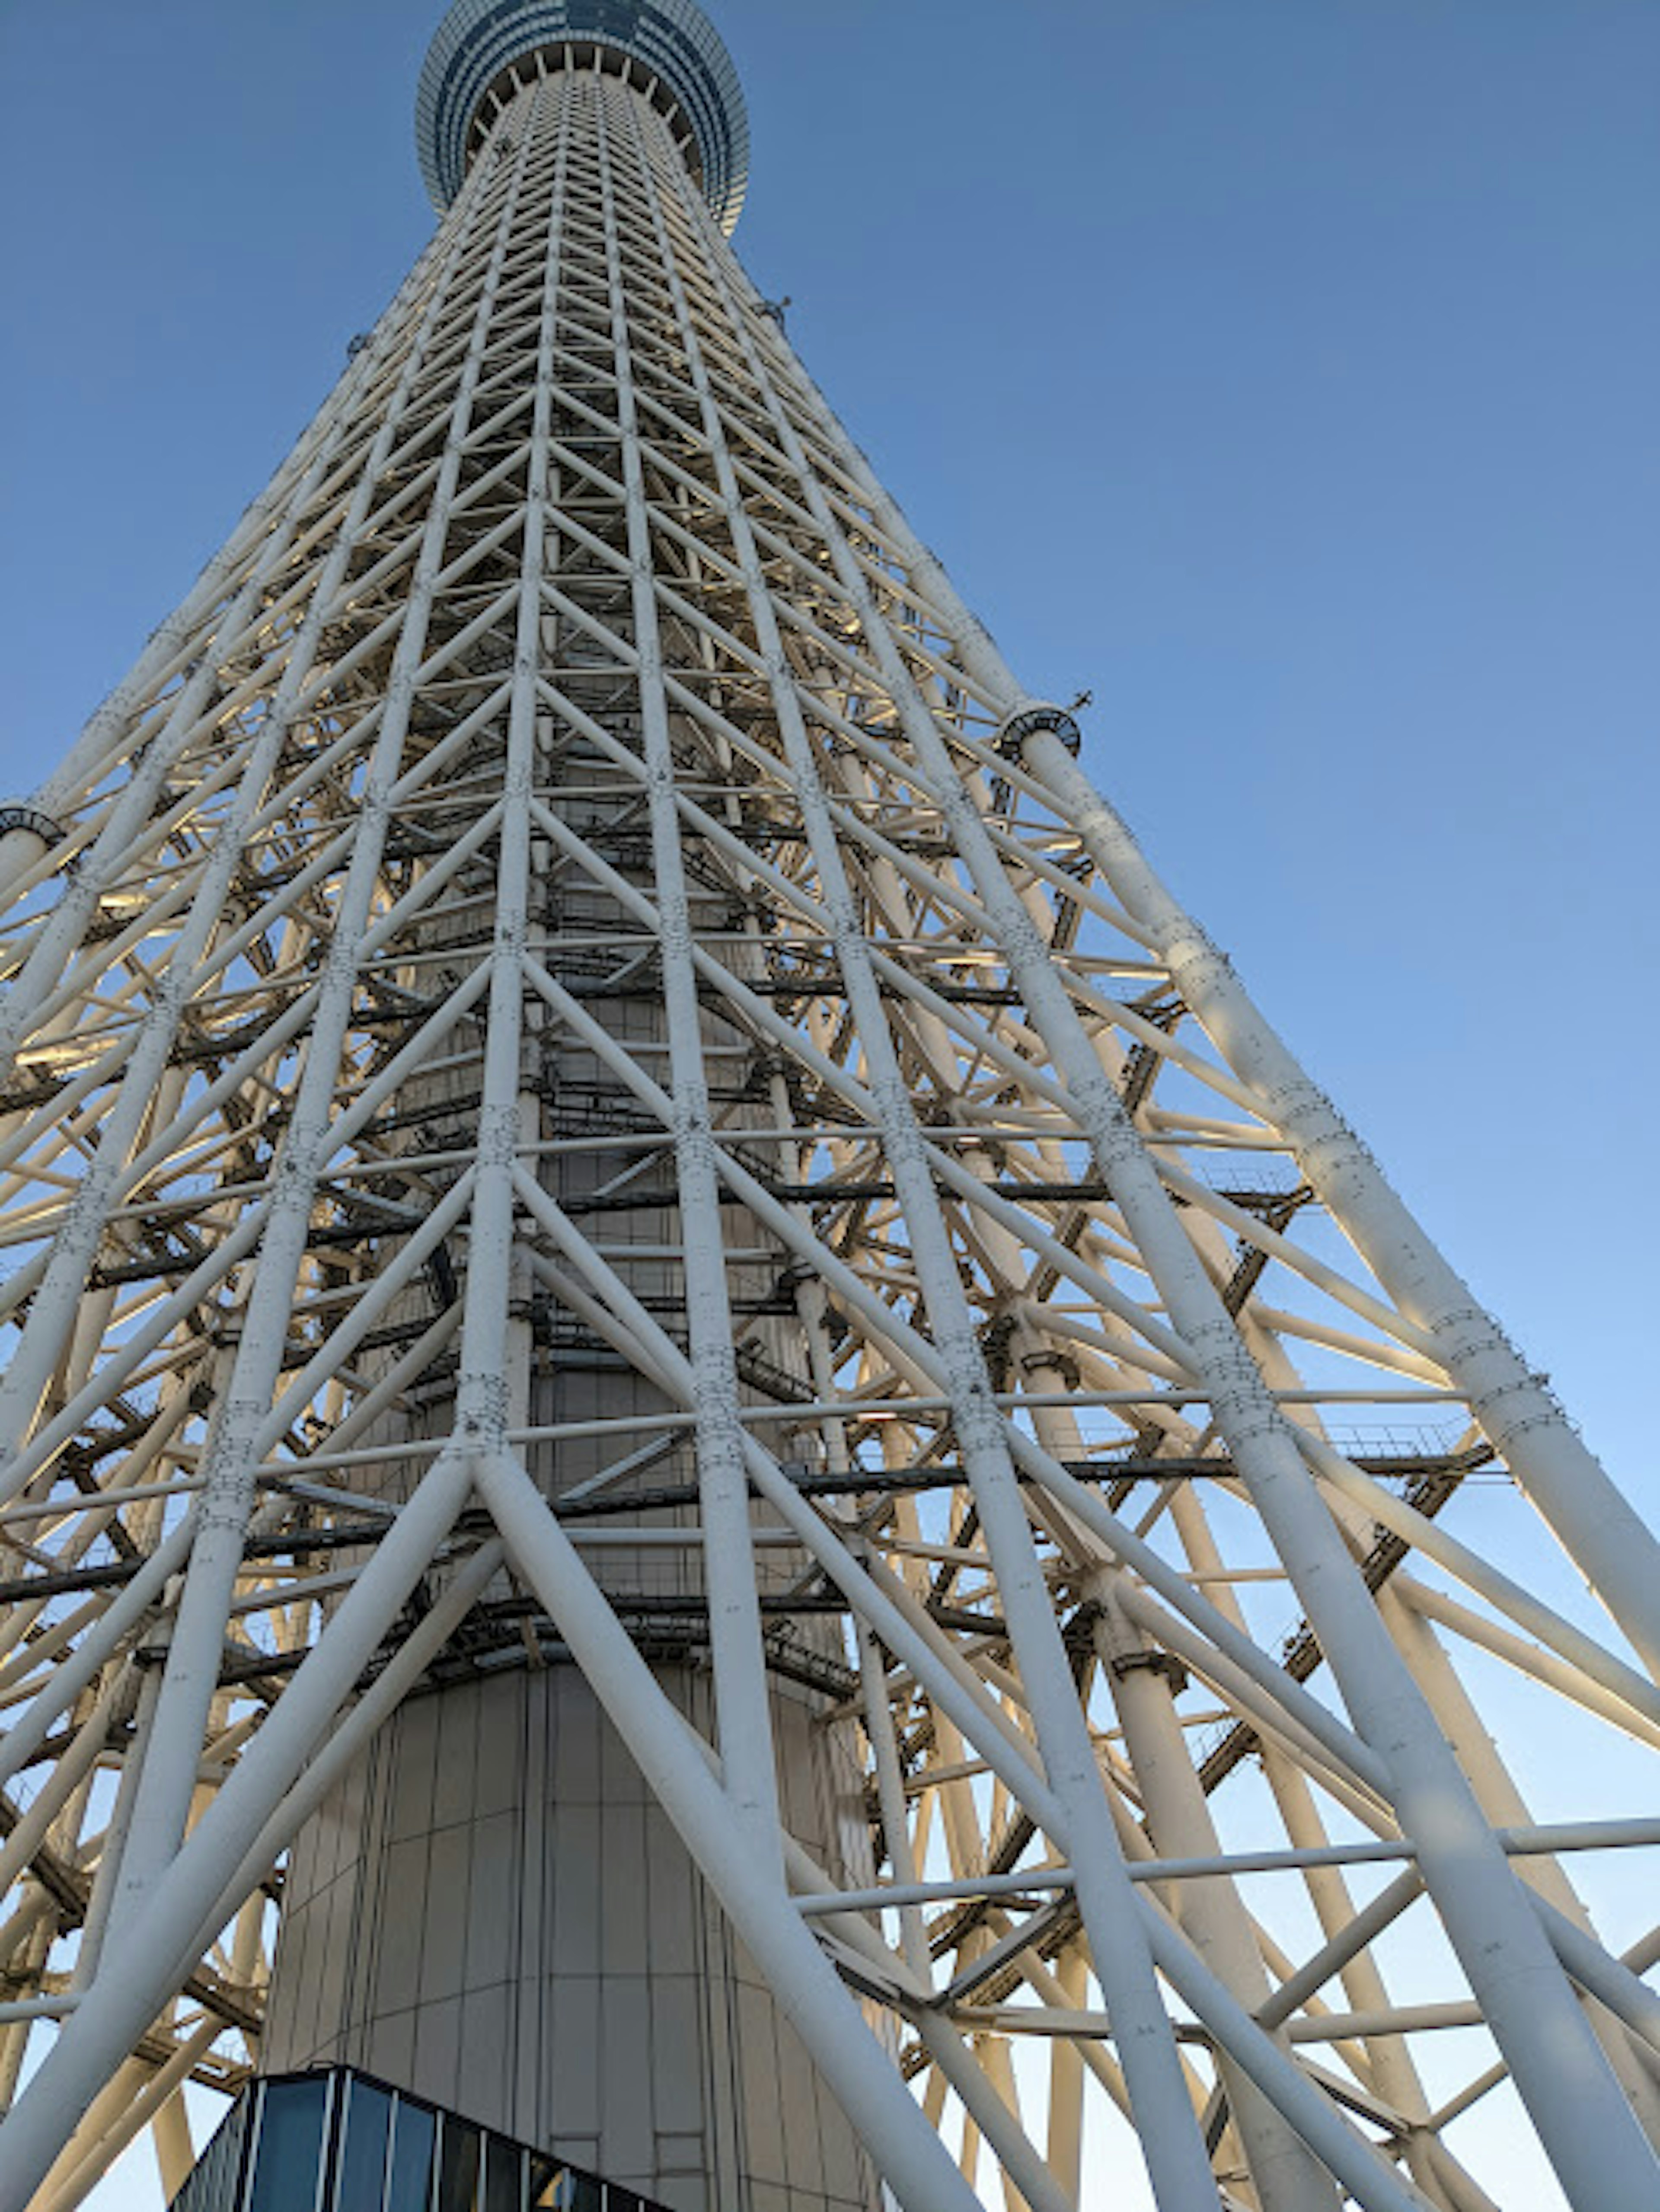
[1,7,1657,2212]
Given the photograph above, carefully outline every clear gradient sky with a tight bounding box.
[2,3,1657,2207]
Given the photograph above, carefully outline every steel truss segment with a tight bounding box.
[0,39,1656,2212]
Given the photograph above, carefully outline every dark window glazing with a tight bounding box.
[171,2067,677,2212]
[437,2116,482,2211]
[536,2175,601,2212]
[386,2097,437,2212]
[336,2076,395,2209]
[168,2096,250,2212]
[247,2078,331,2212]
[482,2139,522,2212]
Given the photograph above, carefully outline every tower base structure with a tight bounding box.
[169,2064,667,2212]
[261,1671,878,2212]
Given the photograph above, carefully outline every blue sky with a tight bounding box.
[2,2,1657,2206]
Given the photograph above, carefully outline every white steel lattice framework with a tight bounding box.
[1,6,1659,2210]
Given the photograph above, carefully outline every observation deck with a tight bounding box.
[416,0,749,230]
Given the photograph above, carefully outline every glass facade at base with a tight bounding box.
[169,2068,672,2212]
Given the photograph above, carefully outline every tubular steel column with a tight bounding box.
[1,6,1658,2212]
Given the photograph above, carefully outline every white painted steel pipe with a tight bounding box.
[680,184,1450,2212]
[0,1669,130,1903]
[1093,1577,1341,2212]
[696,214,1660,2209]
[521,945,1417,1811]
[0,1995,78,2025]
[0,1513,197,1794]
[910,2011,1079,2212]
[473,1446,990,2212]
[0,1449,476,2212]
[96,124,543,1937]
[597,99,787,1861]
[639,126,1223,2212]
[1018,723,1660,1684]
[1304,1435,1660,1729]
[511,1167,1054,1801]
[1392,1572,1660,1747]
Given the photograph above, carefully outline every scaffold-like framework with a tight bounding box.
[1,10,1659,2212]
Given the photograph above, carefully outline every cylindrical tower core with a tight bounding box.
[259,17,873,2212]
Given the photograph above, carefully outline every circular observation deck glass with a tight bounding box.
[415,0,749,231]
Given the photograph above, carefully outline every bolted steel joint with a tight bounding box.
[1108,1650,1191,1696]
[992,702,1082,766]
[0,804,67,848]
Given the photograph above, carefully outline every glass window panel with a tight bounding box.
[221,2098,253,2209]
[337,2078,395,2211]
[180,2091,250,2212]
[437,2118,482,2212]
[247,2078,331,2212]
[168,2098,234,2212]
[192,2112,232,2212]
[386,2099,437,2212]
[527,2171,600,2212]
[482,2139,520,2212]
[203,2122,230,2211]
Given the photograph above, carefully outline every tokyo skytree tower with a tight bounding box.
[1,4,1658,2210]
